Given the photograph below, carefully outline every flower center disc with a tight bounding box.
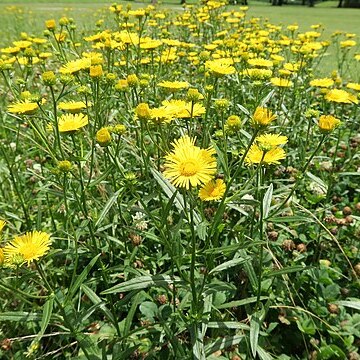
[180,160,199,176]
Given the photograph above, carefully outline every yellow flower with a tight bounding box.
[149,107,174,124]
[225,115,241,132]
[270,77,293,87]
[157,80,189,92]
[96,127,112,146]
[310,78,334,88]
[59,58,91,75]
[241,68,272,80]
[0,248,4,266]
[7,101,39,115]
[256,133,288,150]
[318,115,341,133]
[57,160,72,173]
[45,19,56,30]
[58,113,89,133]
[324,89,358,104]
[58,101,89,113]
[161,100,206,118]
[252,107,277,127]
[0,220,5,233]
[205,58,236,77]
[340,40,356,48]
[247,58,273,68]
[135,103,152,121]
[163,135,217,189]
[199,179,226,201]
[346,83,360,91]
[245,144,286,166]
[3,231,51,265]
[89,65,103,78]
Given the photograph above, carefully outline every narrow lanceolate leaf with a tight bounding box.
[209,257,251,275]
[336,299,360,311]
[0,311,62,322]
[67,254,101,302]
[101,275,182,295]
[204,335,244,356]
[250,313,261,358]
[95,190,121,228]
[217,296,268,309]
[263,183,273,219]
[264,265,309,278]
[81,284,115,324]
[151,168,201,224]
[37,294,54,340]
[257,346,274,360]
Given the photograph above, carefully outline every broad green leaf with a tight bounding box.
[318,344,346,360]
[37,294,54,340]
[209,256,251,275]
[267,216,314,223]
[101,275,182,294]
[263,183,273,219]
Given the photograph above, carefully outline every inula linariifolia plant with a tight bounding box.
[0,1,360,359]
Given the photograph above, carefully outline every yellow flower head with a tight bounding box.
[89,65,103,78]
[205,58,236,77]
[45,19,56,30]
[256,133,288,151]
[0,248,4,266]
[245,144,286,166]
[58,101,89,113]
[270,77,293,87]
[310,78,334,88]
[324,89,358,104]
[157,80,189,92]
[318,115,341,133]
[96,127,112,146]
[199,179,226,201]
[163,135,217,189]
[3,231,51,265]
[58,113,88,133]
[149,107,174,124]
[252,107,277,127]
[7,101,39,115]
[135,103,152,121]
[0,220,6,233]
[60,58,91,75]
[247,58,273,68]
[346,83,360,91]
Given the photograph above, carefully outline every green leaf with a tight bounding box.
[0,311,62,322]
[217,296,268,309]
[263,183,273,219]
[257,346,274,360]
[205,335,244,356]
[81,284,115,324]
[151,168,201,223]
[336,299,360,311]
[37,294,54,341]
[139,301,158,320]
[250,312,261,358]
[94,190,121,228]
[264,265,309,278]
[318,345,346,360]
[209,256,251,275]
[66,254,101,302]
[267,215,314,223]
[101,275,182,294]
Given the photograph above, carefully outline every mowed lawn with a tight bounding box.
[0,0,359,76]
